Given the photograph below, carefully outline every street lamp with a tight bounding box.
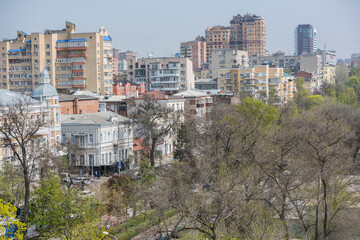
[103,231,118,240]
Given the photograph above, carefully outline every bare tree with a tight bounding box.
[0,95,54,239]
[129,94,183,167]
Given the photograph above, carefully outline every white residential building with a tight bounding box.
[61,112,134,173]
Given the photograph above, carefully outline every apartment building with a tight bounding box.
[113,80,145,97]
[205,26,231,62]
[0,69,61,168]
[173,90,213,117]
[127,57,195,93]
[0,21,113,95]
[113,51,138,76]
[249,53,301,73]
[209,49,249,78]
[180,36,207,71]
[217,65,293,105]
[230,14,266,56]
[61,112,134,173]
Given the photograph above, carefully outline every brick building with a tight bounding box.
[113,80,145,97]
[59,94,99,114]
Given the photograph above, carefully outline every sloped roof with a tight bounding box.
[59,94,98,101]
[31,69,58,100]
[61,112,129,125]
[0,89,39,105]
[173,89,209,98]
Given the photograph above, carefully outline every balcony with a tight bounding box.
[72,80,86,88]
[57,53,87,58]
[56,46,87,51]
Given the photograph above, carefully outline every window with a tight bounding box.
[46,59,50,64]
[80,155,85,166]
[79,136,85,146]
[108,132,110,141]
[102,154,104,164]
[46,44,50,49]
[100,133,103,142]
[89,154,94,166]
[1,53,5,58]
[89,134,94,143]
[71,134,75,143]
[62,133,66,143]
[33,52,38,56]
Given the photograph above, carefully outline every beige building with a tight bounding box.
[0,21,113,95]
[230,14,266,56]
[217,65,294,105]
[180,37,207,71]
[127,57,195,93]
[209,49,249,78]
[205,26,231,62]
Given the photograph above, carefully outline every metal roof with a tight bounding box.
[61,112,129,125]
[173,89,210,98]
[102,36,112,41]
[0,89,39,105]
[31,70,58,100]
[8,49,26,52]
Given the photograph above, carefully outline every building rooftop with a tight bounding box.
[173,89,210,98]
[0,89,39,105]
[61,111,129,125]
[32,69,58,101]
[59,94,99,102]
[113,79,141,86]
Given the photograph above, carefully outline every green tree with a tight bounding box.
[0,162,24,205]
[0,199,26,239]
[294,77,309,108]
[30,174,104,239]
[350,66,360,79]
[173,123,193,162]
[305,95,324,109]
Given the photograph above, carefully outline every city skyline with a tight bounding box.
[0,0,359,59]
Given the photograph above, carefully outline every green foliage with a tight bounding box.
[337,87,357,105]
[346,76,360,87]
[306,95,325,109]
[294,77,309,108]
[0,199,26,240]
[236,97,278,129]
[350,66,360,78]
[110,209,176,240]
[0,162,24,205]
[29,174,104,239]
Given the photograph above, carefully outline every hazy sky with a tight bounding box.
[0,0,359,59]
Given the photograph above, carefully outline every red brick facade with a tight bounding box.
[113,80,145,97]
[60,97,99,114]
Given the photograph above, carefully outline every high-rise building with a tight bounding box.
[0,21,113,95]
[229,14,266,56]
[180,36,207,71]
[294,24,317,56]
[205,26,231,62]
[127,57,195,93]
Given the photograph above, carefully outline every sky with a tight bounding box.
[0,0,359,59]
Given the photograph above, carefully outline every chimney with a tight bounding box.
[74,97,79,114]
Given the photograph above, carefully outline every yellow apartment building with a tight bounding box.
[0,21,113,95]
[217,65,295,105]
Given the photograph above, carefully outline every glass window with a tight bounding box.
[46,44,50,49]
[89,134,94,143]
[79,136,85,146]
[46,52,50,56]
